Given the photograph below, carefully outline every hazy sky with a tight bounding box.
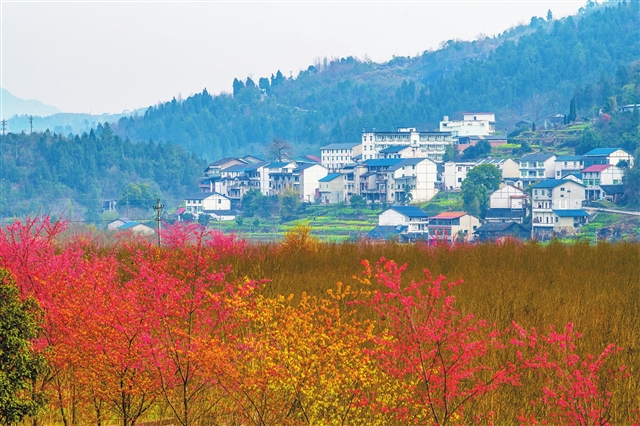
[1,1,585,114]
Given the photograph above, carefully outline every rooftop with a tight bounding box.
[582,164,612,173]
[520,153,556,162]
[431,212,468,219]
[380,145,411,153]
[584,148,621,156]
[320,142,361,150]
[363,158,404,167]
[531,179,571,189]
[556,155,584,161]
[319,173,342,182]
[185,192,225,201]
[387,206,429,218]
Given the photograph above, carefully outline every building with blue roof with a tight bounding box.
[519,153,557,185]
[377,206,429,237]
[583,148,634,169]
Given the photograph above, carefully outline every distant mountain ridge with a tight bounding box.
[112,1,638,161]
[0,87,60,119]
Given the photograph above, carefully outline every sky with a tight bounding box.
[1,1,585,115]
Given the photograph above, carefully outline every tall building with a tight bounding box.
[439,113,496,137]
[361,127,455,163]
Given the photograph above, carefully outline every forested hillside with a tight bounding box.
[0,124,205,220]
[114,1,639,160]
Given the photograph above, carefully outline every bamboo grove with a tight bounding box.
[0,219,638,425]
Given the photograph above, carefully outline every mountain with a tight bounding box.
[0,88,60,119]
[112,1,639,161]
[0,124,205,220]
[8,109,146,136]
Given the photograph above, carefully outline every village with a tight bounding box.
[107,111,637,242]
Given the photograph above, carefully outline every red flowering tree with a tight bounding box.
[357,258,519,424]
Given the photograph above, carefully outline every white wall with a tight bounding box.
[490,185,528,209]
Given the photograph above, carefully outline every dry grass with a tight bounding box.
[223,240,640,422]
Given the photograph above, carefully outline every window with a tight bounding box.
[534,190,538,195]
[555,217,559,223]
[561,187,565,191]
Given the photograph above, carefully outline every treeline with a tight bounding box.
[0,123,205,220]
[114,1,639,160]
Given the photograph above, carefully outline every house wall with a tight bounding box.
[498,159,518,179]
[321,145,362,171]
[300,165,328,203]
[320,177,344,204]
[555,159,584,179]
[490,185,528,209]
[378,210,408,226]
[443,162,474,191]
[439,114,495,137]
[202,193,231,211]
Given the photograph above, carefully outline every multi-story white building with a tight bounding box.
[519,153,557,186]
[358,158,438,204]
[439,113,496,137]
[184,192,232,218]
[443,158,519,191]
[581,164,624,200]
[442,161,475,191]
[320,142,362,171]
[485,185,529,224]
[583,148,635,169]
[378,206,430,234]
[555,155,584,179]
[361,128,455,163]
[530,179,588,238]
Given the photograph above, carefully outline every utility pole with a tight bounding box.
[153,198,164,247]
[28,116,34,134]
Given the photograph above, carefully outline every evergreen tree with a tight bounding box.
[0,269,47,425]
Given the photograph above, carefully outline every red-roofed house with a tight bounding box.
[581,164,624,200]
[428,212,481,243]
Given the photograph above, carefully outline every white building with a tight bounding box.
[320,142,362,171]
[294,163,328,203]
[485,185,529,224]
[318,173,344,204]
[581,164,624,200]
[184,193,232,218]
[583,148,635,169]
[361,128,455,163]
[518,153,557,186]
[439,113,496,137]
[555,155,585,179]
[359,158,438,204]
[530,179,587,238]
[443,158,519,191]
[476,158,520,180]
[266,161,297,195]
[378,206,430,233]
[442,161,475,191]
